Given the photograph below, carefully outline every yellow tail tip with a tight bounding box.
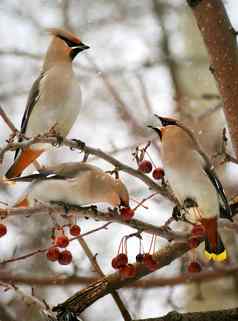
[204,249,228,261]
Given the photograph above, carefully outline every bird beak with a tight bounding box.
[75,42,90,51]
[147,125,162,139]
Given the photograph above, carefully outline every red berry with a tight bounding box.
[58,250,73,265]
[188,261,202,273]
[143,253,157,271]
[55,235,69,248]
[120,264,136,278]
[136,253,144,263]
[111,253,128,269]
[0,224,7,237]
[120,207,135,221]
[112,257,119,269]
[70,224,81,236]
[138,160,152,173]
[47,246,60,262]
[152,167,165,180]
[188,237,200,249]
[117,253,128,267]
[191,224,205,237]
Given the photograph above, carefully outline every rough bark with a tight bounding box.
[187,0,238,158]
[135,307,238,321]
[52,241,190,319]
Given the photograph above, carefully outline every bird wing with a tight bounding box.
[14,73,44,159]
[204,166,232,220]
[9,162,94,182]
[8,171,62,182]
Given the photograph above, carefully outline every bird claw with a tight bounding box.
[161,225,172,233]
[72,139,86,150]
[56,135,64,146]
[51,135,63,147]
[90,205,98,213]
[172,198,199,221]
[51,201,71,214]
[108,207,118,215]
[172,206,183,221]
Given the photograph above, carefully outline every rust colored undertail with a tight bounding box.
[201,217,227,261]
[200,217,218,251]
[15,197,29,208]
[5,148,43,179]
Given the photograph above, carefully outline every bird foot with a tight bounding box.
[50,201,71,214]
[72,139,86,151]
[172,206,185,221]
[56,135,64,147]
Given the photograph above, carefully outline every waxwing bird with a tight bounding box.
[5,28,89,179]
[10,162,129,208]
[149,115,232,261]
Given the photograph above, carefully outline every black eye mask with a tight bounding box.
[58,35,79,47]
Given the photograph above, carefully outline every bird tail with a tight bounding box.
[14,197,29,208]
[5,148,43,179]
[200,217,227,261]
[204,234,227,261]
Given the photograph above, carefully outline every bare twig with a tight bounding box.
[86,54,145,137]
[153,0,181,101]
[1,264,238,287]
[61,0,71,31]
[78,237,132,321]
[136,73,153,115]
[0,204,188,241]
[0,222,111,266]
[0,105,19,133]
[0,49,41,60]
[52,240,193,317]
[0,281,56,320]
[0,135,176,202]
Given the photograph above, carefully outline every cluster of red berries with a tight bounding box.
[187,224,204,273]
[112,253,137,278]
[0,223,7,238]
[111,236,137,278]
[111,252,157,277]
[111,234,158,278]
[133,143,164,180]
[138,160,165,180]
[188,224,205,249]
[46,224,81,265]
[187,261,202,273]
[137,253,157,271]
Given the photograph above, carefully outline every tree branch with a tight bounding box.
[0,222,111,266]
[0,135,175,202]
[78,237,132,321]
[1,264,238,287]
[187,0,238,158]
[134,307,238,321]
[52,241,192,319]
[0,105,19,134]
[0,204,189,242]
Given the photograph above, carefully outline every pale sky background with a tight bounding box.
[0,1,238,320]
